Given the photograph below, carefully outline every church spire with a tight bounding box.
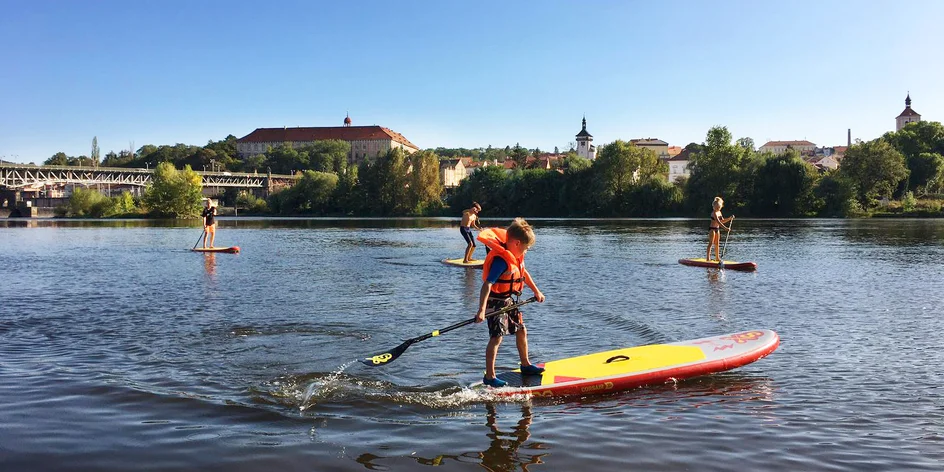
[905,92,911,108]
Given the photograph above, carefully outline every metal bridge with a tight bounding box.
[0,162,296,190]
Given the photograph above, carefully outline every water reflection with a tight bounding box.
[478,403,546,472]
[203,253,216,279]
[706,268,727,321]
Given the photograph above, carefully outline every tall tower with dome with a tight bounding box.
[896,93,921,131]
[575,116,596,160]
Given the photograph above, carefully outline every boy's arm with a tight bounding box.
[475,282,492,322]
[522,268,545,302]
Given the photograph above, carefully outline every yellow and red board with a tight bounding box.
[490,330,779,397]
[679,258,757,271]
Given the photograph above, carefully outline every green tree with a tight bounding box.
[408,150,444,215]
[358,148,411,215]
[908,152,944,194]
[270,170,338,214]
[302,140,351,173]
[142,162,204,218]
[510,143,529,169]
[264,143,308,174]
[45,152,70,166]
[65,187,113,217]
[244,154,266,173]
[685,127,750,213]
[594,140,660,213]
[749,149,820,216]
[91,136,100,167]
[450,165,509,216]
[838,139,909,208]
[882,121,944,193]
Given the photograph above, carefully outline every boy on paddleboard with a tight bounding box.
[475,218,546,388]
[202,199,218,248]
[460,202,482,263]
[707,197,734,262]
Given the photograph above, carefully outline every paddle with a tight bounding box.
[193,229,206,250]
[360,296,538,367]
[719,217,734,267]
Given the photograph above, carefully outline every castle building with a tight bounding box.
[896,93,921,131]
[575,117,596,160]
[235,115,419,164]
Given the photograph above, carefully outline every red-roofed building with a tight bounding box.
[236,117,419,164]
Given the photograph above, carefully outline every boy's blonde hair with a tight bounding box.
[712,197,724,210]
[506,217,535,248]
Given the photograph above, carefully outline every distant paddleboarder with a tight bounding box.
[460,202,482,263]
[202,199,218,249]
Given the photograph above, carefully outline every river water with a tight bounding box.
[1,218,943,471]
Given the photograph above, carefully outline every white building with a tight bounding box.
[896,93,922,131]
[439,158,467,188]
[575,117,596,160]
[667,148,692,183]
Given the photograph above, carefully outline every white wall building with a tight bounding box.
[440,158,467,188]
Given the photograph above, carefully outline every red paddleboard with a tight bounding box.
[482,329,779,397]
[679,258,757,271]
[192,246,240,254]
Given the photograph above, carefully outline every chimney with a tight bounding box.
[847,129,851,147]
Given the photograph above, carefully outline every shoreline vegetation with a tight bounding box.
[39,122,944,220]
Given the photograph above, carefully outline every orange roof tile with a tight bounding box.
[237,125,418,149]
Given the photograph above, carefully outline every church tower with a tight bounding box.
[343,113,352,127]
[896,93,921,131]
[575,116,596,160]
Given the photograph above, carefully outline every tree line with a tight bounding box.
[55,121,944,218]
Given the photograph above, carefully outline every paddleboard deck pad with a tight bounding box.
[484,329,779,397]
[442,258,484,268]
[192,246,240,253]
[679,258,757,271]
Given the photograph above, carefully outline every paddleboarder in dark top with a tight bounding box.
[202,199,217,249]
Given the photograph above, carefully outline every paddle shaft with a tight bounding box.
[193,229,206,249]
[721,218,733,259]
[420,296,536,342]
[361,296,537,366]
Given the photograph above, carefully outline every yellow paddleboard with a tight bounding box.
[441,258,484,268]
[485,330,779,397]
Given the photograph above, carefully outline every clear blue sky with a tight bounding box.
[2,0,942,163]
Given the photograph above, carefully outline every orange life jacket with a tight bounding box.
[478,228,525,298]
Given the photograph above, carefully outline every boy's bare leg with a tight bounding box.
[515,328,532,366]
[485,337,502,379]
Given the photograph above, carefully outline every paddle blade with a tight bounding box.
[360,340,412,367]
